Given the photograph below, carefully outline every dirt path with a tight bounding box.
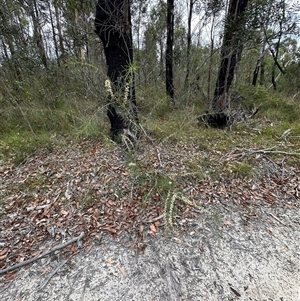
[1,140,299,300]
[1,202,299,301]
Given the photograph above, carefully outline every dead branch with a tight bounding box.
[145,214,165,224]
[38,259,68,290]
[223,147,300,161]
[253,149,300,156]
[0,232,84,275]
[26,204,51,211]
[265,212,286,226]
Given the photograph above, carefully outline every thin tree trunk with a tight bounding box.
[28,0,48,70]
[207,14,216,109]
[74,9,85,60]
[260,59,265,85]
[185,0,194,89]
[212,0,248,112]
[252,45,267,86]
[47,0,59,62]
[166,0,174,102]
[159,39,164,78]
[34,0,48,69]
[0,2,21,79]
[54,1,65,57]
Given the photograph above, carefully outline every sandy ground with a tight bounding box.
[1,202,299,301]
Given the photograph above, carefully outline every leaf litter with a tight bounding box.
[0,138,299,279]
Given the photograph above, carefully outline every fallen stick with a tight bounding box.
[0,232,85,275]
[145,214,165,224]
[26,204,51,211]
[266,212,286,226]
[38,259,68,290]
[224,147,300,161]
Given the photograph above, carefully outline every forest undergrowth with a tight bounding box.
[1,69,300,278]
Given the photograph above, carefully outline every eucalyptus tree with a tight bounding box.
[184,0,196,89]
[95,0,138,141]
[253,0,298,90]
[0,0,23,79]
[23,0,48,70]
[131,0,148,84]
[212,0,249,113]
[137,1,166,85]
[166,0,175,102]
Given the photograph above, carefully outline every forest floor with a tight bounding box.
[0,137,299,301]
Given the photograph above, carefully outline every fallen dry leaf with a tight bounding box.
[118,265,126,277]
[60,209,69,216]
[0,139,299,275]
[106,258,115,264]
[5,272,16,282]
[0,248,9,256]
[0,254,7,261]
[224,221,232,228]
[149,224,157,234]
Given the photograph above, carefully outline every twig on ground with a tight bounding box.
[155,147,163,168]
[0,232,85,275]
[26,204,51,211]
[38,259,68,290]
[265,212,286,226]
[145,214,165,224]
[223,147,300,162]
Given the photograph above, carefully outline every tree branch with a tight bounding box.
[0,232,85,275]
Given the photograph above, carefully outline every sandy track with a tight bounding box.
[1,202,299,301]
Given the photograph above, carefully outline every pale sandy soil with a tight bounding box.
[1,202,299,301]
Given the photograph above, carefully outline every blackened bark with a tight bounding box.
[259,59,265,85]
[166,0,174,102]
[252,46,267,86]
[269,35,285,90]
[107,104,127,140]
[184,0,194,89]
[95,0,138,140]
[212,0,248,112]
[252,64,260,86]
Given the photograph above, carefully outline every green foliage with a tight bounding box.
[230,160,253,178]
[75,115,106,140]
[236,85,300,122]
[277,61,300,97]
[0,60,107,163]
[0,131,52,165]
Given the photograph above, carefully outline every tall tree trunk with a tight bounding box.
[95,0,138,141]
[259,59,265,85]
[252,45,267,86]
[207,13,216,109]
[185,0,194,89]
[54,0,65,58]
[0,1,22,79]
[47,0,59,63]
[30,0,48,70]
[268,32,284,90]
[212,0,248,112]
[74,8,85,60]
[166,0,174,102]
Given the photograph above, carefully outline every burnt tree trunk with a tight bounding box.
[166,0,175,102]
[252,46,267,86]
[95,0,138,141]
[184,0,194,89]
[212,0,248,113]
